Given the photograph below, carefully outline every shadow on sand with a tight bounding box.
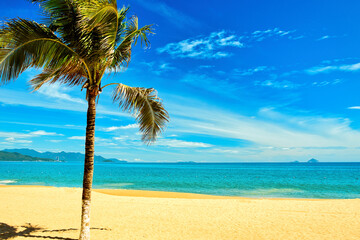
[0,222,110,240]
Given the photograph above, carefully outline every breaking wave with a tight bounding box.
[0,179,17,185]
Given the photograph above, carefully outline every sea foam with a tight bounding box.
[0,180,17,185]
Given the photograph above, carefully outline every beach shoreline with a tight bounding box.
[0,184,242,199]
[0,185,342,200]
[0,186,359,239]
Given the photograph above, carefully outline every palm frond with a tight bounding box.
[30,61,87,91]
[79,0,118,37]
[77,0,119,62]
[0,18,89,84]
[114,6,130,46]
[108,18,153,71]
[29,0,92,58]
[112,83,169,143]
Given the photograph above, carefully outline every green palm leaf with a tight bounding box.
[112,83,169,143]
[0,18,91,84]
[108,18,153,72]
[77,1,120,65]
[30,62,87,91]
[0,19,84,83]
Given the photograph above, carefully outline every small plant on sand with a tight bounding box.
[0,0,169,239]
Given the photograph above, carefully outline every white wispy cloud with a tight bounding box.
[234,66,273,76]
[0,68,127,118]
[0,130,62,145]
[68,136,110,142]
[158,28,299,59]
[348,106,360,110]
[159,63,175,71]
[205,148,240,154]
[133,158,144,162]
[317,35,330,41]
[312,79,342,86]
[254,80,301,89]
[250,28,297,42]
[102,124,138,132]
[288,35,305,40]
[113,136,129,141]
[0,120,83,130]
[316,35,342,41]
[30,130,63,136]
[200,145,360,162]
[4,137,32,144]
[157,30,244,59]
[68,136,85,140]
[321,57,359,65]
[140,61,175,75]
[0,131,34,139]
[167,99,360,150]
[37,83,86,104]
[0,88,129,118]
[133,0,200,29]
[0,130,62,138]
[155,139,213,148]
[306,62,360,74]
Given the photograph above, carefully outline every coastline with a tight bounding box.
[0,185,357,200]
[1,186,359,239]
[0,185,342,200]
[0,185,240,199]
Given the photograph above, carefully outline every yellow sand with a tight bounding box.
[0,186,359,240]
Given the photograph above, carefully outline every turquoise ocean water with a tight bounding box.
[0,162,359,199]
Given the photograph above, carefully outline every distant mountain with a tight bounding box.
[307,158,319,163]
[3,148,127,163]
[176,161,197,164]
[0,151,58,162]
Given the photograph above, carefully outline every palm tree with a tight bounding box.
[0,0,169,239]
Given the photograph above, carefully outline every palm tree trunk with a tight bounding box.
[79,90,97,240]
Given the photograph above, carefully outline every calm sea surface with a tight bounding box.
[0,162,359,199]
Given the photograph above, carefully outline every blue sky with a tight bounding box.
[1,0,360,162]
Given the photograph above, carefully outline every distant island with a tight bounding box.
[176,161,197,164]
[290,159,319,164]
[0,151,58,162]
[1,148,127,163]
[307,158,319,163]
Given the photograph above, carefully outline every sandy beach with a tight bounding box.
[0,186,359,240]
